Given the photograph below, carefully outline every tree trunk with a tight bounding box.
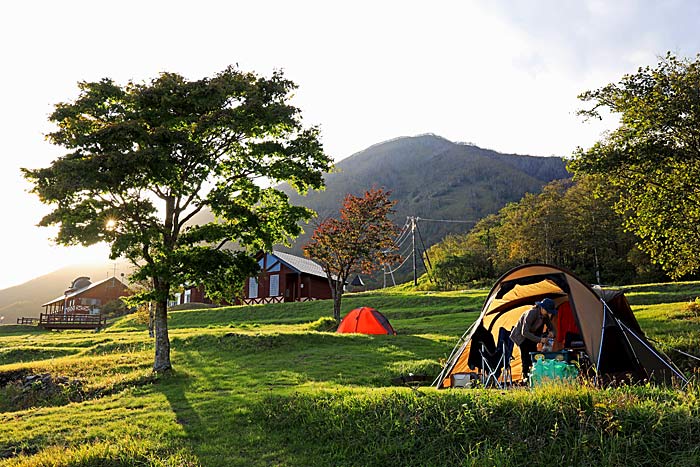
[153,295,171,372]
[148,302,155,338]
[332,282,344,322]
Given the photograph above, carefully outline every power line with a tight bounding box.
[384,250,414,275]
[407,215,477,285]
[382,215,477,287]
[393,221,411,246]
[394,229,412,249]
[415,217,476,224]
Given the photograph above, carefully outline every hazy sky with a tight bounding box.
[1,0,699,290]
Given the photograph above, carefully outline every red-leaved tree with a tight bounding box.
[304,188,401,321]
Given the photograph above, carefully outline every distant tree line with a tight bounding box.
[426,175,670,288]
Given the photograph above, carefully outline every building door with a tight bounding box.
[285,273,298,302]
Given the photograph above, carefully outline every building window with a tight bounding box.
[249,278,258,298]
[266,254,281,272]
[184,289,191,303]
[269,274,280,297]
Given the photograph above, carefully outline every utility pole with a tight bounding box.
[411,216,417,286]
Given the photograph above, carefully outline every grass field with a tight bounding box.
[1,284,700,466]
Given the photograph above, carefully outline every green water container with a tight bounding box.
[530,359,578,387]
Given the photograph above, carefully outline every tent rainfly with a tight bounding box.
[435,264,687,388]
[337,307,396,335]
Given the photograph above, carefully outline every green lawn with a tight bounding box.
[1,284,700,466]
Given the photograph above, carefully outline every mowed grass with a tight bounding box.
[1,283,699,466]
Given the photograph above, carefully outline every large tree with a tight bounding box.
[23,67,332,371]
[569,53,700,278]
[303,188,400,321]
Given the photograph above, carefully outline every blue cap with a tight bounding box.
[535,298,557,315]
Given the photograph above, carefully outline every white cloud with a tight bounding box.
[1,0,699,288]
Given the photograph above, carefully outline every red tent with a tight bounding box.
[336,307,396,335]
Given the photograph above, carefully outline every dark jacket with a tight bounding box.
[510,306,555,346]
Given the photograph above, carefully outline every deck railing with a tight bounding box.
[39,313,107,330]
[239,296,320,305]
[240,296,285,305]
[16,317,38,325]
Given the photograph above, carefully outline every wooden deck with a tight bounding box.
[16,317,39,325]
[39,313,107,331]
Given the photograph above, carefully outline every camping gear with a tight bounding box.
[435,263,687,388]
[336,307,396,335]
[479,327,515,388]
[529,357,578,387]
[450,372,480,388]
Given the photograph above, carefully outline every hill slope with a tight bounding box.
[1,284,698,466]
[280,134,569,280]
[2,134,567,313]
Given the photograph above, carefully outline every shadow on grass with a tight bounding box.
[155,358,299,465]
[149,331,455,465]
[154,372,210,466]
[171,332,452,388]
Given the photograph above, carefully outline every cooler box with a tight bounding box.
[529,358,578,387]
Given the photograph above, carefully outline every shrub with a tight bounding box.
[307,317,338,332]
[430,253,493,290]
[101,298,133,318]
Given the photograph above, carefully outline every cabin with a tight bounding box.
[243,250,333,305]
[40,276,130,330]
[175,250,334,307]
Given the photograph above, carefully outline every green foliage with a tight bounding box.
[256,387,700,467]
[304,188,401,320]
[281,134,570,286]
[427,176,664,287]
[23,66,332,371]
[570,52,700,278]
[306,317,339,332]
[0,436,198,467]
[430,253,493,289]
[100,299,131,318]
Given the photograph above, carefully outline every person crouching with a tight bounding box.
[510,298,558,381]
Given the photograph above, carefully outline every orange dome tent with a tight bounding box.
[337,307,396,335]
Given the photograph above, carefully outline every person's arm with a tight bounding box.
[521,308,545,343]
[544,317,557,339]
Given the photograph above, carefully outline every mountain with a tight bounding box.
[0,262,130,324]
[279,134,570,282]
[2,134,569,314]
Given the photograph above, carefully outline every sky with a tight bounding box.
[1,0,699,290]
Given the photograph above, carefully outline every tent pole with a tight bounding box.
[615,317,688,386]
[595,299,607,386]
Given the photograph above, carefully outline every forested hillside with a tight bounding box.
[425,176,680,287]
[2,135,567,316]
[280,134,570,282]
